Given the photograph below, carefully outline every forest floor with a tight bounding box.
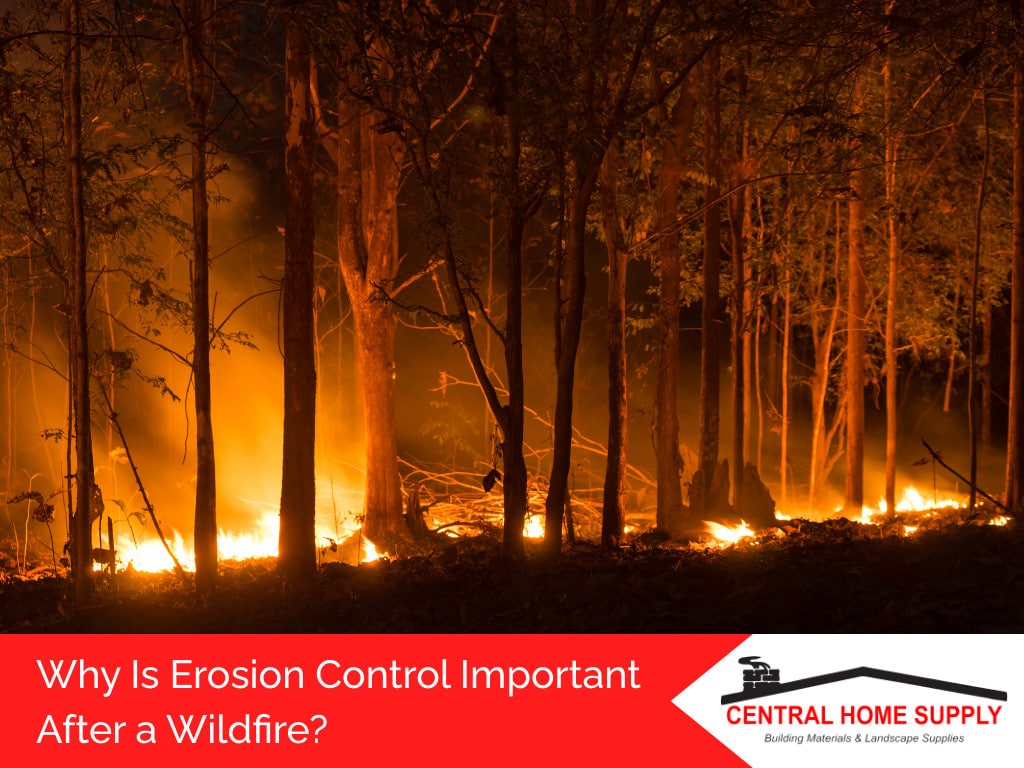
[2,512,1023,633]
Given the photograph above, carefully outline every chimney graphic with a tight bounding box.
[739,656,781,691]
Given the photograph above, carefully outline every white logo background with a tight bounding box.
[672,634,1021,768]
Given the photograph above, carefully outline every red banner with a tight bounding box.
[5,634,747,765]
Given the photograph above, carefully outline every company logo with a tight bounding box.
[671,635,1020,767]
[722,655,1007,705]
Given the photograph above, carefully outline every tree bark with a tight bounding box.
[846,167,867,513]
[883,49,899,516]
[968,86,989,514]
[278,19,317,580]
[544,160,600,555]
[1007,51,1024,518]
[981,302,992,446]
[182,0,217,592]
[730,56,749,511]
[654,85,696,531]
[65,0,94,604]
[600,143,627,548]
[696,44,722,515]
[501,205,528,560]
[335,63,405,551]
[808,202,842,508]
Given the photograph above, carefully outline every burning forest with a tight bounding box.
[2,0,1024,633]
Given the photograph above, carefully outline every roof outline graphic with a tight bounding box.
[721,666,1008,705]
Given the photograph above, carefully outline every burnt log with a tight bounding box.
[736,462,777,531]
[688,459,731,519]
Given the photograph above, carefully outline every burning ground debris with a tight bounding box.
[691,500,1010,552]
[1,498,1022,633]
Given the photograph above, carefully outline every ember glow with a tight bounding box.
[115,512,385,573]
[524,515,545,539]
[858,486,966,523]
[703,519,756,546]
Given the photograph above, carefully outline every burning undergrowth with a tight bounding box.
[1,493,1022,634]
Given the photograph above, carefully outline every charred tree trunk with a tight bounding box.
[278,19,317,580]
[981,302,992,447]
[730,57,749,512]
[1008,52,1024,517]
[502,205,528,560]
[883,49,899,516]
[968,86,989,515]
[846,167,867,514]
[544,160,600,556]
[600,143,627,548]
[808,202,842,508]
[350,300,403,546]
[65,0,93,604]
[335,49,406,549]
[654,85,696,532]
[600,171,627,547]
[182,0,217,593]
[696,44,722,516]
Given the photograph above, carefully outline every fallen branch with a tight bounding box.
[98,385,187,579]
[920,439,1008,513]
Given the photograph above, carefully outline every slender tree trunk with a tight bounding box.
[182,0,217,592]
[502,205,528,560]
[883,49,899,515]
[278,19,317,580]
[969,86,990,515]
[696,44,722,515]
[981,302,992,446]
[654,85,696,531]
[335,46,406,548]
[846,166,867,514]
[730,56,750,510]
[2,268,14,525]
[65,0,93,603]
[1009,53,1024,517]
[544,161,600,555]
[600,143,627,547]
[809,203,841,509]
[943,278,960,413]
[780,268,791,507]
[350,300,403,545]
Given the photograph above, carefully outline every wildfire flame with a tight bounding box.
[114,511,386,573]
[703,519,756,546]
[858,486,966,524]
[524,515,544,539]
[361,539,385,563]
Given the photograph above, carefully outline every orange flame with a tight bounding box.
[703,519,756,546]
[524,515,544,539]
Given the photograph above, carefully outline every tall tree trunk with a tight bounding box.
[780,267,791,507]
[1009,52,1024,517]
[278,19,317,580]
[502,204,528,560]
[696,44,722,515]
[654,85,696,531]
[334,20,406,549]
[969,86,990,514]
[943,278,960,413]
[600,143,627,548]
[883,49,899,516]
[981,302,992,446]
[182,0,217,592]
[730,55,750,511]
[846,167,867,514]
[544,160,600,555]
[808,202,842,508]
[65,0,93,604]
[349,298,403,545]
